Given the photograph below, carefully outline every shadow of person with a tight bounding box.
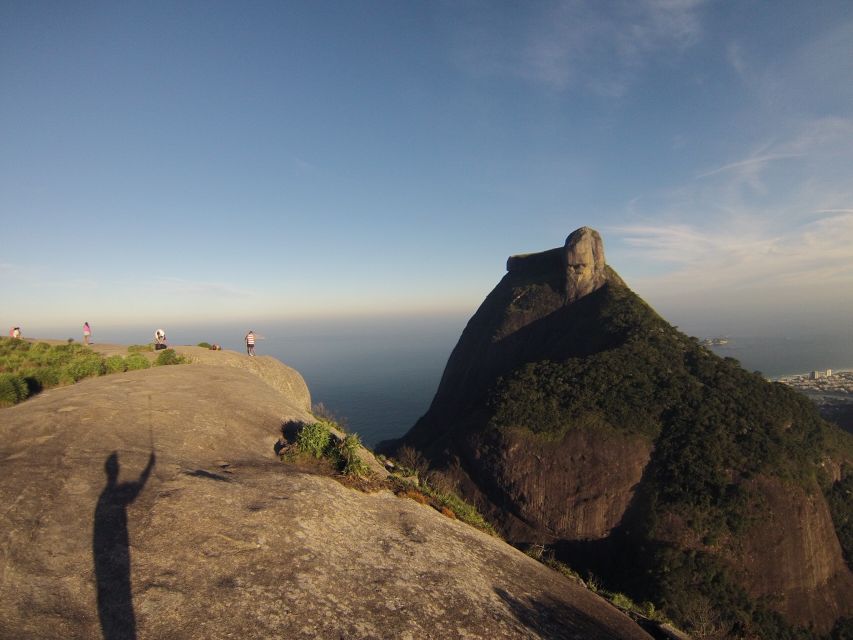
[93,451,155,640]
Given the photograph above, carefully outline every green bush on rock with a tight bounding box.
[104,355,127,374]
[335,434,369,477]
[0,373,29,407]
[297,422,333,458]
[124,354,151,371]
[155,349,186,366]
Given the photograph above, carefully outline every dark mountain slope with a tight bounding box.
[399,228,853,638]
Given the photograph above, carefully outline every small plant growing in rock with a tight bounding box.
[335,433,369,477]
[419,482,497,536]
[297,422,332,458]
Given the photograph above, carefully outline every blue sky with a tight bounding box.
[2,0,853,337]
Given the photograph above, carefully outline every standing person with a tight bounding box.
[245,330,256,356]
[83,322,92,345]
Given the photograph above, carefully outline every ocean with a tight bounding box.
[31,321,853,447]
[704,335,853,380]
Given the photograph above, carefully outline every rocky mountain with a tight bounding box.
[399,228,853,638]
[0,343,652,640]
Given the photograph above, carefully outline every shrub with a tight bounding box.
[335,433,369,477]
[0,338,137,405]
[197,342,212,349]
[609,592,640,613]
[104,355,126,374]
[127,344,153,353]
[155,349,185,366]
[30,367,60,389]
[124,354,151,371]
[65,354,105,381]
[0,338,30,356]
[0,373,28,406]
[297,422,332,458]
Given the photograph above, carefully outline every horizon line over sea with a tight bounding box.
[18,322,853,446]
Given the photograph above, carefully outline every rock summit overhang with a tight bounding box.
[506,226,608,302]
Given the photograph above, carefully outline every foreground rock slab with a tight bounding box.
[0,354,651,640]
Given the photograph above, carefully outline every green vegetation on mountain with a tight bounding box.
[487,282,853,638]
[0,337,188,406]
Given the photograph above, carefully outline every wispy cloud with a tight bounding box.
[611,117,853,304]
[695,153,802,180]
[725,19,853,119]
[447,0,707,94]
[616,212,853,291]
[726,42,747,79]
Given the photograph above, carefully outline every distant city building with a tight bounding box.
[811,371,822,380]
[826,369,832,377]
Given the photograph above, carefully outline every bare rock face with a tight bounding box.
[737,476,853,631]
[0,349,652,640]
[563,226,608,302]
[506,227,608,304]
[454,428,652,544]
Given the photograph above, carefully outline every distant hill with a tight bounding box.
[398,227,853,638]
[0,342,652,640]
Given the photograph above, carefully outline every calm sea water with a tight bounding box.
[705,335,853,379]
[32,322,853,446]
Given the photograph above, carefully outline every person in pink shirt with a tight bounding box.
[83,322,92,345]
